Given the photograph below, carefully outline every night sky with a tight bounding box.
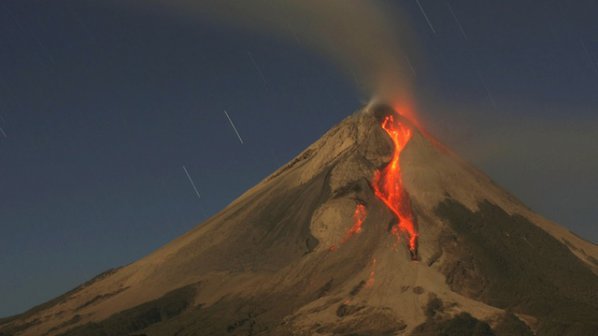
[1,0,597,317]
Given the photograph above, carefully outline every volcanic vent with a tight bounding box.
[2,105,597,336]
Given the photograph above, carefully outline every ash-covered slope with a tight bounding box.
[1,105,597,336]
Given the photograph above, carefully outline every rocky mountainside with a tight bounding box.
[1,104,597,336]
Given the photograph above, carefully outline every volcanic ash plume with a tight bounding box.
[132,0,415,117]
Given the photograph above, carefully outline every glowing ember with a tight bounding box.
[343,203,367,242]
[372,114,418,256]
[330,203,368,251]
[366,257,377,288]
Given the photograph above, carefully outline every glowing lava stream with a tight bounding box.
[372,114,419,256]
[343,203,368,243]
[329,203,368,251]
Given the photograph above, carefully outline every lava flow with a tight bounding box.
[343,203,368,243]
[372,114,418,257]
[329,203,368,251]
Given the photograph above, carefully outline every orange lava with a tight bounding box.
[343,203,367,243]
[329,204,368,251]
[372,114,418,255]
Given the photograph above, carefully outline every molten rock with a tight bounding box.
[2,105,597,336]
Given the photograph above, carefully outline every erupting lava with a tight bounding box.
[343,203,368,242]
[330,203,368,251]
[372,114,418,257]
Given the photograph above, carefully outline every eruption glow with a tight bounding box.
[329,203,368,251]
[372,114,418,256]
[344,203,368,242]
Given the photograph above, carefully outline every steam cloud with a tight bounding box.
[129,0,415,112]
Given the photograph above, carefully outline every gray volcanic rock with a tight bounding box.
[1,105,597,336]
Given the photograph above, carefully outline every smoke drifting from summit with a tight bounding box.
[132,0,415,116]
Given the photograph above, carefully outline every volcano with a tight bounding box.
[2,105,597,336]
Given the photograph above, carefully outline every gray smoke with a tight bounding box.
[127,0,415,111]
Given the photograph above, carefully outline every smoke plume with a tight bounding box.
[128,0,415,117]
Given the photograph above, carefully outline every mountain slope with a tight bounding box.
[1,104,597,336]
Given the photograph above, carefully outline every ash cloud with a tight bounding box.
[128,0,415,111]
